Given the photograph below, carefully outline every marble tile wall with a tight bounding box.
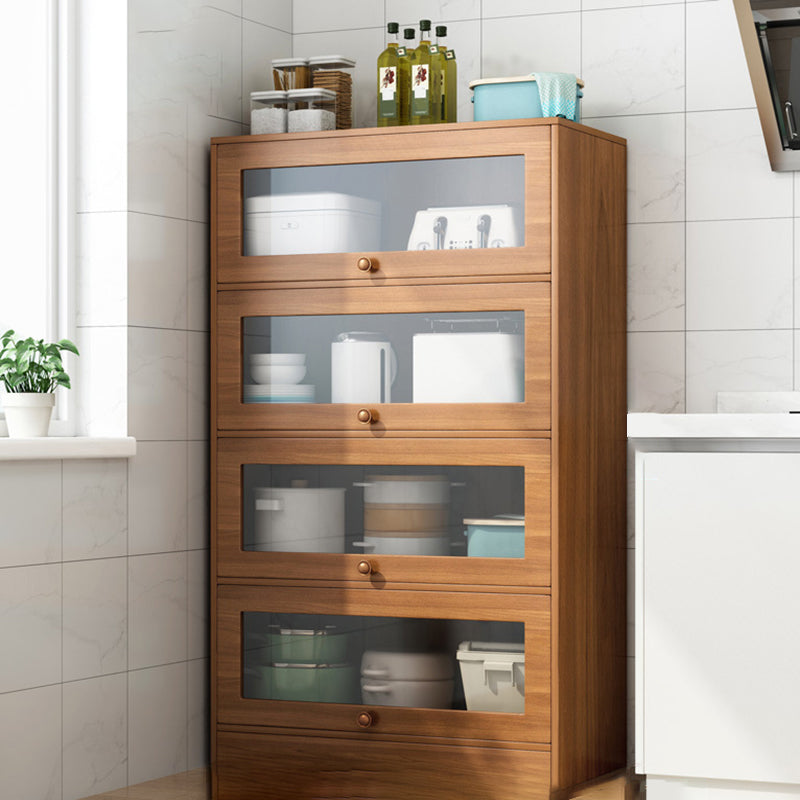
[0,2,291,799]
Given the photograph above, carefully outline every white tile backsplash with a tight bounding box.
[293,0,383,33]
[63,558,128,682]
[627,222,685,332]
[187,658,209,770]
[686,219,793,331]
[482,0,579,16]
[687,108,793,221]
[0,461,61,568]
[686,330,794,413]
[0,565,62,693]
[129,553,188,670]
[128,663,189,785]
[188,441,210,551]
[0,685,62,800]
[129,442,189,555]
[188,550,209,660]
[243,0,292,31]
[627,331,686,413]
[686,0,756,113]
[482,13,580,80]
[582,5,685,117]
[62,674,128,800]
[387,0,481,24]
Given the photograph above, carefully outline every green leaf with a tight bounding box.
[57,338,80,356]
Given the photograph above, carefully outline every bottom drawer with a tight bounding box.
[216,730,551,800]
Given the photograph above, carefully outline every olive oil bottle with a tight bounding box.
[399,28,416,125]
[410,19,441,124]
[436,25,457,123]
[377,22,402,126]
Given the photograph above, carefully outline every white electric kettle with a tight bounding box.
[331,332,398,404]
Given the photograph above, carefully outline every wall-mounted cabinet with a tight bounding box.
[211,118,627,800]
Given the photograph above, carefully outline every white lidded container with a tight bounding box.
[287,87,337,132]
[250,90,289,134]
[251,486,346,553]
[243,192,381,257]
[456,641,525,713]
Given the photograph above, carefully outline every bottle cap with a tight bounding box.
[387,22,399,34]
[436,25,447,37]
[419,19,431,31]
[403,28,415,40]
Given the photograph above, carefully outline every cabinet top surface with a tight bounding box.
[211,117,626,148]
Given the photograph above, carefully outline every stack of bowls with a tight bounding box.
[360,650,454,708]
[244,353,315,404]
[356,475,451,556]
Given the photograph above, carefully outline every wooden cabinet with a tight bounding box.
[210,118,627,799]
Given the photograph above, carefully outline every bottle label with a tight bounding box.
[411,62,430,116]
[430,44,439,54]
[445,49,456,60]
[378,66,399,119]
[397,46,407,57]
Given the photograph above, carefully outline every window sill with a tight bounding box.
[0,436,137,461]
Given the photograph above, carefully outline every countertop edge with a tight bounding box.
[627,413,800,439]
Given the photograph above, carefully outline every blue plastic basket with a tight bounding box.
[470,76,583,123]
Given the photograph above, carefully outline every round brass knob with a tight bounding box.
[357,711,374,728]
[357,256,376,272]
[357,560,373,576]
[357,408,375,424]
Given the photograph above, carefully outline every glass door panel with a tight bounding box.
[216,438,551,587]
[241,156,525,258]
[242,463,523,558]
[213,123,552,283]
[242,311,524,406]
[242,611,525,713]
[217,585,551,743]
[216,283,551,432]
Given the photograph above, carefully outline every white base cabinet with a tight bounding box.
[635,450,800,786]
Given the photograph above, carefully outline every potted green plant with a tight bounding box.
[0,329,80,437]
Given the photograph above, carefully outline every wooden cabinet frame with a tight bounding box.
[216,282,550,433]
[216,436,550,586]
[217,584,551,744]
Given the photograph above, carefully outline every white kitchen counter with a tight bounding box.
[627,412,800,440]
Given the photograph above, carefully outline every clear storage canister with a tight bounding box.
[250,90,289,134]
[287,88,337,132]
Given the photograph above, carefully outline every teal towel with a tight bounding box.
[531,72,578,121]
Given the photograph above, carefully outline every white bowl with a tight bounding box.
[251,364,307,385]
[249,353,306,366]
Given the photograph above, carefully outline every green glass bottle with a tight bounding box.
[377,22,402,127]
[399,27,416,125]
[436,25,457,123]
[410,19,441,124]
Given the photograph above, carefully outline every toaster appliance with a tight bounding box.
[407,204,520,251]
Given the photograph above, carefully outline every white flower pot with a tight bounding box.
[3,393,55,437]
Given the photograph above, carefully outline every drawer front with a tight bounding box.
[216,437,551,588]
[215,282,551,433]
[216,730,551,800]
[213,122,551,285]
[216,585,551,744]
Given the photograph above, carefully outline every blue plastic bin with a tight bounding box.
[469,76,583,123]
[463,516,524,558]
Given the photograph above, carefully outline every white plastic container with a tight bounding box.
[360,650,454,708]
[287,88,337,132]
[456,641,525,713]
[250,90,289,134]
[243,192,381,257]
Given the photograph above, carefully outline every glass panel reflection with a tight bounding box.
[242,311,524,405]
[242,612,525,713]
[242,464,524,557]
[242,156,525,257]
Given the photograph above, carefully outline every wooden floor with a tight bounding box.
[80,768,210,800]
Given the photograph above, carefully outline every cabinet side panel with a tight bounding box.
[217,731,551,800]
[551,126,627,788]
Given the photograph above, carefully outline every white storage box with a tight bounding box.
[244,192,381,256]
[456,641,524,713]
